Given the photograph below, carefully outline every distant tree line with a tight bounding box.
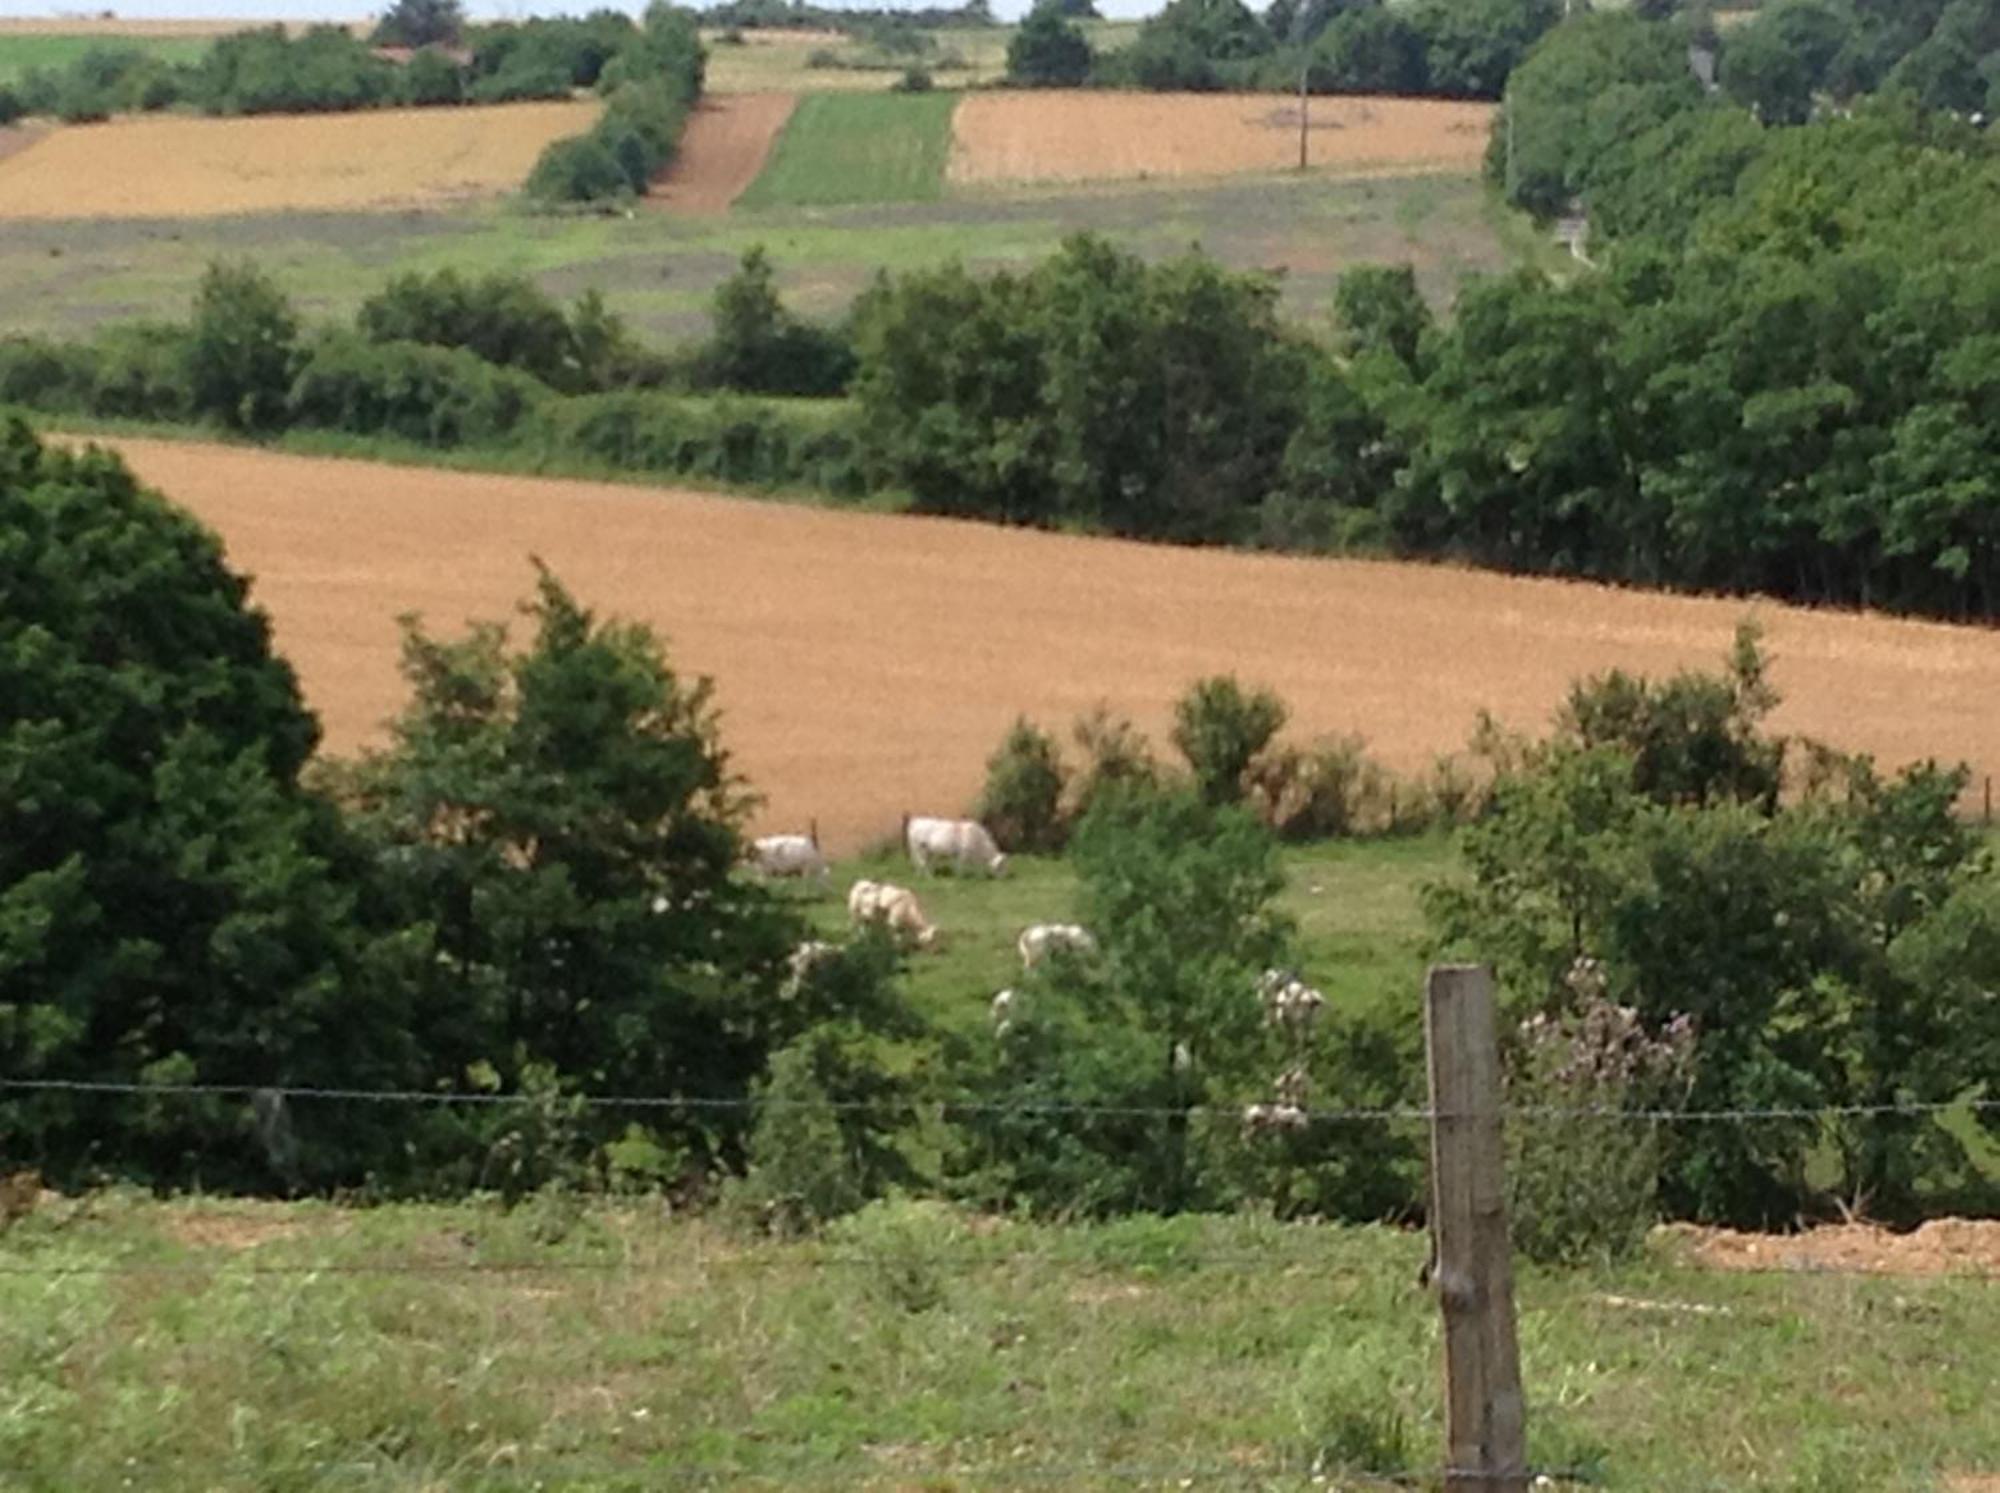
[0,4,687,132]
[1006,0,1563,98]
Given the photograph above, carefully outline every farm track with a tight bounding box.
[0,101,600,219]
[948,91,1494,187]
[646,91,796,215]
[95,438,2000,853]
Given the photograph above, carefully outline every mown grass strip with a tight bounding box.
[736,90,957,209]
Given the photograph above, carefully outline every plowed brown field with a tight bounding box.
[948,91,1494,186]
[646,92,796,214]
[0,101,599,219]
[99,439,2000,852]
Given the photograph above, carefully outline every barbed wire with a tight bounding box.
[4,1077,1992,1124]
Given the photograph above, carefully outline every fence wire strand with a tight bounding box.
[5,1076,1993,1124]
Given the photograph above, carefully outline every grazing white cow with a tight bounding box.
[781,939,842,999]
[990,987,1019,1035]
[904,816,1007,876]
[752,832,830,883]
[847,878,939,949]
[1257,967,1327,1031]
[1017,922,1098,970]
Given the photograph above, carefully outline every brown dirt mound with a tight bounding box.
[93,438,2000,856]
[647,91,795,214]
[949,91,1494,187]
[0,101,599,219]
[1662,1219,2000,1277]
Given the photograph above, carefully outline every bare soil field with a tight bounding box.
[646,91,796,214]
[0,121,49,166]
[96,439,2000,853]
[1664,1219,2000,1278]
[949,91,1495,187]
[0,100,599,219]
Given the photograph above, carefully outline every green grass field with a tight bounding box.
[0,33,210,84]
[2,1189,1993,1490]
[798,837,1450,1049]
[735,90,960,209]
[0,172,1525,346]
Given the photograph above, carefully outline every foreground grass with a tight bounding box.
[737,91,960,208]
[1,1192,1993,1491]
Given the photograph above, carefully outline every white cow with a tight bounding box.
[1017,922,1098,970]
[751,831,830,883]
[904,816,1008,876]
[990,987,1019,1035]
[781,939,842,999]
[1258,967,1326,1031]
[847,878,939,949]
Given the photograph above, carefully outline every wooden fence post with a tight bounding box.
[1425,964,1528,1493]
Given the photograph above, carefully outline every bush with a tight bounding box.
[396,46,467,106]
[1505,984,1697,1264]
[0,337,99,414]
[696,247,857,398]
[525,132,631,204]
[1243,734,1384,841]
[976,716,1069,852]
[88,323,194,422]
[286,332,547,446]
[190,26,398,115]
[0,84,21,126]
[357,268,586,391]
[185,260,299,432]
[1067,704,1161,823]
[892,65,935,91]
[1172,675,1289,807]
[522,390,866,495]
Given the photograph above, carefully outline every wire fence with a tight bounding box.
[3,1076,1994,1490]
[7,1075,1994,1123]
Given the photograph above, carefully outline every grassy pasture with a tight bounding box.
[736,90,959,208]
[0,32,210,82]
[1,1188,1994,1490]
[0,171,1525,344]
[793,838,1448,1044]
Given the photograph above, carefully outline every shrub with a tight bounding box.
[975,716,1069,852]
[1172,674,1289,807]
[185,260,299,432]
[824,1199,968,1312]
[525,133,631,204]
[0,84,21,126]
[190,26,398,116]
[892,65,935,92]
[1505,981,1696,1264]
[88,323,195,422]
[696,247,857,398]
[522,390,866,495]
[396,46,467,106]
[1067,704,1160,822]
[0,337,98,414]
[286,332,547,446]
[357,268,585,391]
[1243,734,1384,841]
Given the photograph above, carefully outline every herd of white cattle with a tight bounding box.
[749,815,1330,1129]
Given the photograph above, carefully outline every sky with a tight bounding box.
[0,0,1161,22]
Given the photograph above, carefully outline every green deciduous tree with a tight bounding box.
[340,563,797,1166]
[185,259,300,433]
[0,422,414,1188]
[372,0,467,49]
[1007,2,1096,85]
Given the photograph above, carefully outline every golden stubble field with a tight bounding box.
[948,91,1494,186]
[100,440,2000,854]
[0,100,600,218]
